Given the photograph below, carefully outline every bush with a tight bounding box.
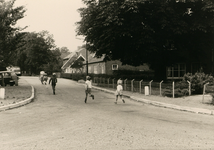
[163,81,189,98]
[163,89,189,98]
[183,72,214,94]
[113,70,154,80]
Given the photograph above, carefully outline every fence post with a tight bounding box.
[149,80,153,95]
[131,79,135,92]
[160,80,163,96]
[172,81,174,98]
[202,82,209,103]
[187,80,191,96]
[139,79,143,93]
[107,78,110,88]
[112,78,115,89]
[124,79,127,91]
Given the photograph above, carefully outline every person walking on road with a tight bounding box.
[85,76,94,103]
[49,73,57,95]
[115,79,125,104]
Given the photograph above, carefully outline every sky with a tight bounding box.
[13,0,85,52]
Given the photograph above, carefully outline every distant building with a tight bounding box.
[61,48,150,75]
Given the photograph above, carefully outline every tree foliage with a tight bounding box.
[0,1,66,74]
[76,0,214,78]
[183,72,213,94]
[13,31,61,74]
[42,48,63,74]
[59,47,70,59]
[0,0,26,66]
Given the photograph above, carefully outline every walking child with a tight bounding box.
[49,73,57,95]
[115,79,125,104]
[85,76,94,103]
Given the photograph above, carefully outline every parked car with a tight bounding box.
[0,71,18,86]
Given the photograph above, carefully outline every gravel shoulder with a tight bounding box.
[0,78,32,106]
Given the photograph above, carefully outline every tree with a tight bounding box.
[70,59,84,73]
[13,32,53,74]
[43,48,63,74]
[0,0,26,66]
[59,47,70,59]
[13,31,65,74]
[38,30,56,50]
[76,0,214,79]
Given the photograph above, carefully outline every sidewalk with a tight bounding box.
[92,85,214,116]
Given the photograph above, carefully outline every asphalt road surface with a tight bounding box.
[0,76,214,150]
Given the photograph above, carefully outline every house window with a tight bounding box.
[112,64,118,70]
[167,64,186,79]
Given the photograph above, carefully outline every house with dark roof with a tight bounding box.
[61,48,150,75]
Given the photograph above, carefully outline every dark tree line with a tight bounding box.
[0,0,26,66]
[11,31,69,75]
[76,0,214,79]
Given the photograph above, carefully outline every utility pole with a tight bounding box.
[86,42,88,75]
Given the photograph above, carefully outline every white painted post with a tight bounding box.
[0,88,5,99]
[203,82,209,103]
[187,80,191,96]
[145,86,149,96]
[139,79,143,93]
[107,78,110,88]
[160,80,163,96]
[149,80,153,95]
[172,81,174,98]
[131,79,135,92]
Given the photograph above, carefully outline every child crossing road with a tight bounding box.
[115,79,125,104]
[85,76,94,103]
[49,73,57,95]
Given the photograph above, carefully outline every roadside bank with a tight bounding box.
[0,77,34,111]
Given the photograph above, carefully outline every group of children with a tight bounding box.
[43,74,125,102]
[85,76,125,104]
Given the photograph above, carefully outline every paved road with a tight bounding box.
[0,76,214,150]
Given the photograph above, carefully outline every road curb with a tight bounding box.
[0,85,34,112]
[92,86,214,116]
[130,96,214,115]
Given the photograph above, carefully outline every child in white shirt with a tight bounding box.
[85,76,94,103]
[115,79,125,104]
